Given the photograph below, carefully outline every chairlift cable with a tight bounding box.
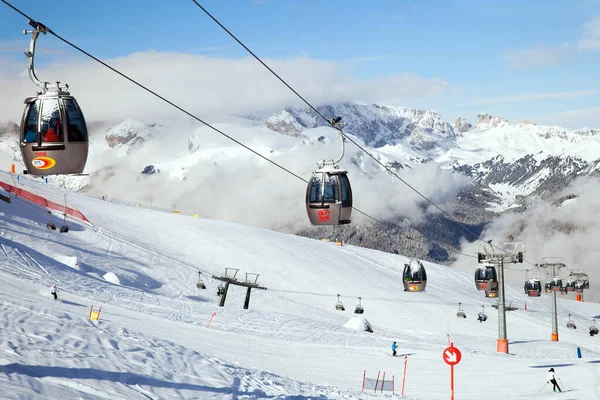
[188,0,534,263]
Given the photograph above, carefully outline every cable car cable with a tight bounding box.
[1,0,477,263]
[188,0,534,263]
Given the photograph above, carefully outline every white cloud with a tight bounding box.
[578,16,600,51]
[78,122,468,234]
[505,43,576,69]
[461,90,597,107]
[0,51,451,123]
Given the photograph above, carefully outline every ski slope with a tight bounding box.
[0,171,599,400]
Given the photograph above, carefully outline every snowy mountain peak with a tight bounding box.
[475,113,509,129]
[454,117,472,133]
[264,110,304,136]
[105,118,158,148]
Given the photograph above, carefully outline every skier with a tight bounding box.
[547,368,562,392]
[50,284,58,301]
[392,341,398,357]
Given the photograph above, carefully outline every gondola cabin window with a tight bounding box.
[308,174,324,202]
[339,174,352,207]
[40,98,63,142]
[323,174,339,202]
[64,98,87,142]
[23,100,40,143]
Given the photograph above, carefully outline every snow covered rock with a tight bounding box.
[343,316,373,333]
[103,271,121,285]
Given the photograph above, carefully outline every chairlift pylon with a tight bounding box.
[354,296,364,314]
[335,294,345,311]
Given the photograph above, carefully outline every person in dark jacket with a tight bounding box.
[392,341,398,357]
[547,368,562,392]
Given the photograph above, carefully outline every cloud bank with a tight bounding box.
[0,51,450,123]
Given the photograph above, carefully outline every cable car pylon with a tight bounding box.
[536,258,566,342]
[477,241,524,354]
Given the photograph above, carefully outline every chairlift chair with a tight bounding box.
[354,297,364,314]
[477,305,487,323]
[566,314,577,329]
[590,319,598,337]
[403,259,427,292]
[59,213,69,233]
[335,294,345,311]
[456,302,466,318]
[474,263,497,291]
[45,211,56,230]
[196,271,206,289]
[217,285,226,296]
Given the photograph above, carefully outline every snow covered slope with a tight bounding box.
[0,171,599,399]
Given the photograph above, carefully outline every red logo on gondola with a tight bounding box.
[318,210,331,223]
[409,285,419,291]
[481,283,488,289]
[31,156,56,170]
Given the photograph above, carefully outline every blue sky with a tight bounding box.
[1,0,600,127]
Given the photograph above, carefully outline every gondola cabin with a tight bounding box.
[525,278,541,297]
[403,259,427,292]
[565,280,575,292]
[550,277,562,292]
[20,93,89,175]
[474,264,497,291]
[305,165,352,225]
[544,282,553,293]
[575,282,584,293]
[583,280,590,290]
[485,283,498,298]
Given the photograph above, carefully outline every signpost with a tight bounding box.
[442,343,462,400]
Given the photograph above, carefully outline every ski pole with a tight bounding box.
[558,377,565,391]
[538,382,548,392]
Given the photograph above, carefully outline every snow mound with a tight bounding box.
[103,271,121,285]
[55,255,80,271]
[343,316,373,333]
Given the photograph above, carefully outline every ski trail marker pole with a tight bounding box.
[401,355,408,395]
[206,312,217,328]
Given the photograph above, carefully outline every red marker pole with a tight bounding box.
[206,312,217,328]
[442,342,461,400]
[401,355,408,395]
